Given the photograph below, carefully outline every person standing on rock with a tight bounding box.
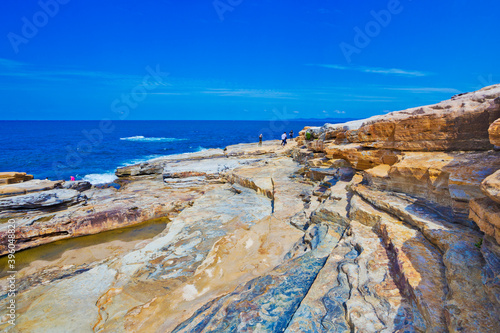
[281,132,287,146]
[259,133,263,146]
[289,130,294,140]
[70,176,75,181]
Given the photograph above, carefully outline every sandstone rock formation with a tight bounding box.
[1,85,500,332]
[481,169,500,204]
[303,84,500,151]
[470,169,500,244]
[0,179,61,197]
[489,118,500,146]
[0,172,33,185]
[0,189,84,211]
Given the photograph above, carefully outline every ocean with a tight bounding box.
[0,120,338,184]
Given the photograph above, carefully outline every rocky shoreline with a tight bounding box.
[1,84,500,332]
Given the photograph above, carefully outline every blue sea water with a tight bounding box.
[0,120,338,184]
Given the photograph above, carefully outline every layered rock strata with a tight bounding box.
[0,172,33,185]
[1,85,500,332]
[300,84,500,151]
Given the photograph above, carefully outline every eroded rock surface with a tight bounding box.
[0,172,33,185]
[0,179,63,197]
[2,85,500,332]
[363,151,500,226]
[489,118,500,146]
[0,189,84,211]
[301,84,500,151]
[481,169,500,204]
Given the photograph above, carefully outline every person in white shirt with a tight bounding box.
[281,132,287,146]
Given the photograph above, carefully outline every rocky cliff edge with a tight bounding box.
[1,85,500,332]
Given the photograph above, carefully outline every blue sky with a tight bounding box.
[0,0,498,120]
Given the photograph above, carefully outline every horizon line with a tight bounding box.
[0,118,359,122]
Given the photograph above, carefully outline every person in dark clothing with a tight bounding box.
[258,133,263,146]
[289,130,294,140]
[281,132,287,146]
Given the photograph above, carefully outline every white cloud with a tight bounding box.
[0,58,25,69]
[149,92,188,95]
[323,109,346,115]
[0,58,153,84]
[201,89,295,99]
[384,87,461,94]
[307,64,430,77]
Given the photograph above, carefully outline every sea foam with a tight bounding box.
[83,173,118,185]
[120,136,187,142]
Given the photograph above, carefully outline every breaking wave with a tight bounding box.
[120,136,187,142]
[82,173,118,185]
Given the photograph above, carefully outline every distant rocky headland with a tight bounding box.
[1,84,500,332]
